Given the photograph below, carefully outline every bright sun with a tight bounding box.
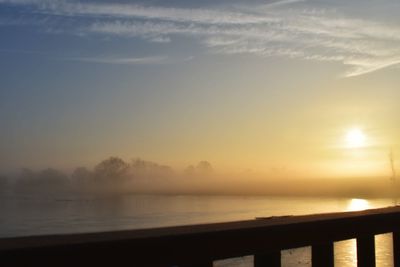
[345,128,366,148]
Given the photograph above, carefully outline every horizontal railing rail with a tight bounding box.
[2,206,400,267]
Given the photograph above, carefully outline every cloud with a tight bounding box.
[66,55,168,65]
[2,0,400,76]
[148,36,171,43]
[0,0,38,3]
[344,57,400,77]
[3,0,277,25]
[262,0,307,8]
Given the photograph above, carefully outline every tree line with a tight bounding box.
[0,157,213,194]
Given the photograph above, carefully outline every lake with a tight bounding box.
[0,194,396,266]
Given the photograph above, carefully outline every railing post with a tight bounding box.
[357,235,376,267]
[254,251,281,267]
[312,242,334,267]
[393,232,400,267]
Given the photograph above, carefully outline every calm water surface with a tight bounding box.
[0,194,396,266]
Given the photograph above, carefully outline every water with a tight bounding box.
[0,194,396,266]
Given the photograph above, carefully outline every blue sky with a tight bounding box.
[1,0,399,176]
[2,0,400,76]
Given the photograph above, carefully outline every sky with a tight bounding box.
[0,0,399,179]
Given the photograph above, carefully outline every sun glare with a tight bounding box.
[345,128,366,148]
[347,198,370,211]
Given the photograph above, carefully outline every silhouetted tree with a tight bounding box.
[71,167,93,186]
[196,161,213,174]
[130,158,173,177]
[184,161,213,177]
[94,157,129,182]
[131,158,148,172]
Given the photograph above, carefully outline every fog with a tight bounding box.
[0,156,395,198]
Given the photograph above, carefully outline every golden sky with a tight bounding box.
[0,0,399,179]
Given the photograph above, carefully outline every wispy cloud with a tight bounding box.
[66,55,168,65]
[2,0,278,25]
[0,0,38,3]
[343,58,400,77]
[261,0,307,8]
[1,0,400,77]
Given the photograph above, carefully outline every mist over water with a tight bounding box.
[0,194,393,237]
[0,156,396,198]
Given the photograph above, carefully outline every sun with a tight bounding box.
[345,128,366,148]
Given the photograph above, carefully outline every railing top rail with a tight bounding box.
[2,205,400,250]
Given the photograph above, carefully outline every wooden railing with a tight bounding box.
[2,206,400,267]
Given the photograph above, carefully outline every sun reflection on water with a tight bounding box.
[347,198,370,211]
[335,239,357,267]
